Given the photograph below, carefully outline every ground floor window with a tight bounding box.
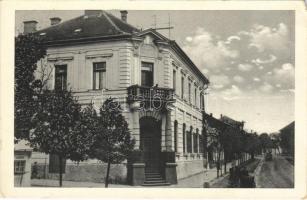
[183,124,186,153]
[14,160,26,174]
[193,133,198,153]
[187,127,193,153]
[174,120,178,152]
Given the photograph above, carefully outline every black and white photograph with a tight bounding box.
[12,9,297,189]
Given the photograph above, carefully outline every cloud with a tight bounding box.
[225,35,241,44]
[244,23,289,53]
[252,54,277,65]
[253,77,261,82]
[183,27,239,71]
[233,75,245,83]
[221,85,242,100]
[260,82,274,93]
[238,63,254,71]
[271,63,295,88]
[209,74,230,89]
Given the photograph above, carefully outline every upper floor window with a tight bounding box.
[194,88,197,106]
[181,76,184,99]
[55,65,67,91]
[93,62,106,90]
[173,70,176,92]
[141,62,153,87]
[188,82,191,103]
[200,93,205,110]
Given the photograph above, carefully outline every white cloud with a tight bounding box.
[254,55,277,64]
[258,66,264,70]
[201,68,209,75]
[260,82,274,93]
[183,27,239,71]
[209,74,230,89]
[245,23,289,53]
[221,85,242,98]
[233,75,245,83]
[238,63,254,71]
[225,35,241,44]
[253,77,261,82]
[271,63,295,88]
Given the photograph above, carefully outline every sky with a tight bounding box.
[16,10,295,133]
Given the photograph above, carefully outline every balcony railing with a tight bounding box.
[127,85,174,103]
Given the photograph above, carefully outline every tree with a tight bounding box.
[89,98,135,187]
[30,89,93,187]
[15,34,46,141]
[259,133,273,153]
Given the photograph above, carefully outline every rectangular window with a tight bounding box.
[194,88,197,106]
[93,62,106,90]
[188,82,191,103]
[181,77,184,99]
[55,65,67,91]
[187,131,192,153]
[200,93,205,110]
[193,134,198,153]
[141,62,153,87]
[173,70,176,92]
[14,160,26,174]
[183,124,186,153]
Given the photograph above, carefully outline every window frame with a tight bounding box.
[54,64,67,91]
[92,62,106,90]
[141,62,154,87]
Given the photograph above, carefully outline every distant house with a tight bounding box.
[204,113,249,169]
[20,10,210,186]
[279,121,294,156]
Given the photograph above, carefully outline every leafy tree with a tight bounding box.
[30,89,93,187]
[259,133,273,153]
[15,34,46,141]
[89,98,135,187]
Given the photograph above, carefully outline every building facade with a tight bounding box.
[26,10,209,185]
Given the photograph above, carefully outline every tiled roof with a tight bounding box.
[36,11,139,42]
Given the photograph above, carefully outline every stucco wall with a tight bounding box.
[33,162,127,184]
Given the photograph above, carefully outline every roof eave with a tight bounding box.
[169,41,209,85]
[40,33,133,47]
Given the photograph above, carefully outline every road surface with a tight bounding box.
[256,155,294,188]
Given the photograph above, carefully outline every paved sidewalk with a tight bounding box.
[31,167,226,188]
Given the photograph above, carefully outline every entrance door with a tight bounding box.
[140,117,161,170]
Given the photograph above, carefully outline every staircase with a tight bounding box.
[142,168,171,186]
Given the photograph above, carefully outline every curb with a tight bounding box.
[254,156,264,188]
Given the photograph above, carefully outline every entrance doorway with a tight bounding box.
[140,117,162,171]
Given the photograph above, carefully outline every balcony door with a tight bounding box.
[141,62,153,87]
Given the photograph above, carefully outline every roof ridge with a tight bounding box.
[105,11,140,32]
[102,11,126,34]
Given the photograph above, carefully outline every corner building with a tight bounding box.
[31,10,209,185]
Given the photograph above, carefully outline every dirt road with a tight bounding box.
[256,155,294,188]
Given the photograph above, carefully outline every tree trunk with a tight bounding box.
[105,161,111,188]
[59,155,63,187]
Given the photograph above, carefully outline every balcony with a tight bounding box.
[127,85,175,111]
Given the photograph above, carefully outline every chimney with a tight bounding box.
[210,113,213,117]
[84,10,102,16]
[23,20,38,34]
[120,10,128,22]
[50,17,61,26]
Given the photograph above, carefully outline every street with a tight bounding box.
[256,155,294,188]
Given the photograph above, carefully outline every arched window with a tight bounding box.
[174,120,178,152]
[194,129,199,153]
[187,126,193,153]
[183,123,186,153]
